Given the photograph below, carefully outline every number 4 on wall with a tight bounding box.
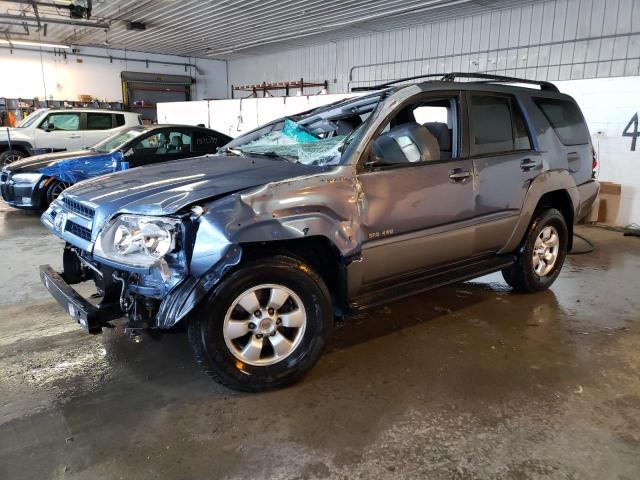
[623,113,639,151]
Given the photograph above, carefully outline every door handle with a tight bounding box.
[449,168,472,182]
[520,159,538,171]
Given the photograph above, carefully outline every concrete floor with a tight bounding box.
[0,203,639,480]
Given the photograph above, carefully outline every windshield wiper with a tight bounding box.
[218,147,244,156]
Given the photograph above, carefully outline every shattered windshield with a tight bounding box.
[91,127,149,154]
[224,92,385,166]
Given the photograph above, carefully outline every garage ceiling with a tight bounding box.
[0,0,542,59]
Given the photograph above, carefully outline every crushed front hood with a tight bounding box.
[63,154,321,217]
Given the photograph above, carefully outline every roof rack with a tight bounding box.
[350,72,559,93]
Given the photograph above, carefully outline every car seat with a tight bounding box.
[424,122,452,159]
[372,122,440,164]
[169,136,184,153]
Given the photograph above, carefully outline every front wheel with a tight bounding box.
[0,149,27,167]
[46,180,71,206]
[502,208,568,293]
[188,255,333,392]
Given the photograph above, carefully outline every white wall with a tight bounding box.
[557,76,640,226]
[0,46,228,102]
[228,0,640,93]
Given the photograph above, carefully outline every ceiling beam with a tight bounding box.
[0,12,108,28]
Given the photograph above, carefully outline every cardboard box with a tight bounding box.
[586,181,621,225]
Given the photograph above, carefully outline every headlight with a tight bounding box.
[12,173,43,184]
[94,214,180,268]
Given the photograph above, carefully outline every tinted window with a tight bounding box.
[87,113,113,130]
[40,113,80,131]
[534,98,590,145]
[192,131,222,153]
[471,96,513,155]
[115,114,125,127]
[471,96,531,155]
[131,130,191,155]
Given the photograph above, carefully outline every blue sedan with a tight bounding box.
[0,124,231,210]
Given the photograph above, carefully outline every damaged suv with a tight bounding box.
[40,73,599,392]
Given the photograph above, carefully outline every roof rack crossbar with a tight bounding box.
[350,71,559,92]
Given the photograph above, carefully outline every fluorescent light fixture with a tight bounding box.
[0,39,70,49]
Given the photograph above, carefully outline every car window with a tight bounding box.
[192,131,222,153]
[40,113,80,131]
[131,130,192,155]
[470,95,531,155]
[371,96,459,165]
[534,98,590,145]
[115,114,125,127]
[86,113,113,130]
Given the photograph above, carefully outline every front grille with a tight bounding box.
[65,220,92,241]
[62,197,95,219]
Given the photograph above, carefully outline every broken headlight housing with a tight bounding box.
[94,214,180,268]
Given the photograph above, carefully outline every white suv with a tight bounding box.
[0,108,141,166]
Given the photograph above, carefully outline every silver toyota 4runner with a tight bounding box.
[39,73,599,392]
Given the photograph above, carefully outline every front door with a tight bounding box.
[33,112,84,152]
[357,92,476,285]
[126,129,193,167]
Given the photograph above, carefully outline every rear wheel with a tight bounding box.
[0,149,27,167]
[188,255,333,392]
[46,180,71,206]
[502,208,568,293]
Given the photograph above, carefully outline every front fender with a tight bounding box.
[156,167,362,328]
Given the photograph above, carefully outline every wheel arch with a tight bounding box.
[535,189,574,251]
[500,170,579,254]
[238,236,350,317]
[0,141,32,155]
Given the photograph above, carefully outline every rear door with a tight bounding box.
[126,128,193,167]
[33,111,83,152]
[191,129,230,155]
[83,112,121,148]
[467,92,540,255]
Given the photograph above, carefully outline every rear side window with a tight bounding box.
[115,114,125,127]
[534,98,590,145]
[87,113,113,130]
[470,95,532,155]
[192,131,222,153]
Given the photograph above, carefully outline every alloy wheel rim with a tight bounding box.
[2,153,23,167]
[222,284,307,366]
[532,226,560,277]
[51,182,70,201]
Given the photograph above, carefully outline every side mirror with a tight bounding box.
[44,123,55,132]
[365,138,387,169]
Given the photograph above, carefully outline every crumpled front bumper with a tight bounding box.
[1,174,46,210]
[39,264,117,334]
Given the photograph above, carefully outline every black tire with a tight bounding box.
[46,180,71,206]
[0,149,27,167]
[188,255,333,392]
[502,208,568,293]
